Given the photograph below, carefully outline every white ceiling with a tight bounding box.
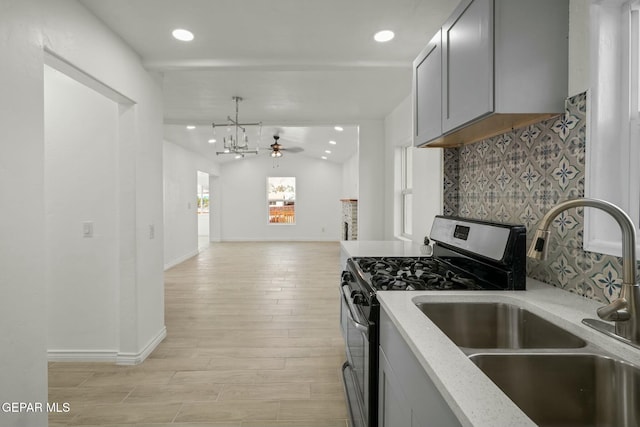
[163,124,359,164]
[79,0,459,163]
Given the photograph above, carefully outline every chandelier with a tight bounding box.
[212,96,262,157]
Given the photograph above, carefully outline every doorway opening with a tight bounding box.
[197,171,210,251]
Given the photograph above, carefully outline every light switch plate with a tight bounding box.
[83,221,93,238]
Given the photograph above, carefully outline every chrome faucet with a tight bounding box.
[528,198,640,347]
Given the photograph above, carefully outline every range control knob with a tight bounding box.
[350,290,365,305]
[341,271,354,282]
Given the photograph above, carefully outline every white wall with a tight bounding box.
[569,0,590,95]
[412,148,443,243]
[0,3,48,425]
[219,155,342,241]
[1,1,164,421]
[45,65,119,355]
[358,120,387,240]
[163,141,219,268]
[383,95,443,243]
[198,213,210,236]
[341,152,359,198]
[384,96,412,239]
[40,0,165,365]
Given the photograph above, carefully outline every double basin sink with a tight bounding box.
[415,302,640,427]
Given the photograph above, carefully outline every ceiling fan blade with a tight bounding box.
[282,147,304,153]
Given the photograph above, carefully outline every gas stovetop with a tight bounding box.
[346,215,527,293]
[352,256,480,291]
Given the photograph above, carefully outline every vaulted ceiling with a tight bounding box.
[80,0,459,162]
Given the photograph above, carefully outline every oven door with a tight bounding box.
[340,283,371,427]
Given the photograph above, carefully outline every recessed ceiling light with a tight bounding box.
[321,156,327,160]
[172,29,194,42]
[325,150,332,154]
[334,126,344,132]
[374,30,395,43]
[329,140,337,145]
[186,125,196,130]
[208,139,216,144]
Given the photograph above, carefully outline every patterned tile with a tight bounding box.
[441,91,627,303]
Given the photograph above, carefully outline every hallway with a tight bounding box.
[48,242,347,426]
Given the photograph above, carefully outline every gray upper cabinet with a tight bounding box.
[442,0,493,134]
[413,31,442,145]
[414,0,569,148]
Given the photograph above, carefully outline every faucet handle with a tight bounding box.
[597,298,631,322]
[527,229,551,260]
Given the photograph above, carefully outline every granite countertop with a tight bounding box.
[377,280,640,427]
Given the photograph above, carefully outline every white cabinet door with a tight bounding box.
[379,309,462,427]
[442,0,493,132]
[413,30,442,147]
[379,348,411,427]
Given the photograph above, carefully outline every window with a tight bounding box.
[584,0,640,258]
[197,171,209,215]
[267,177,296,224]
[401,146,413,237]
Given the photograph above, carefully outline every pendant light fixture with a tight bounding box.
[212,96,262,157]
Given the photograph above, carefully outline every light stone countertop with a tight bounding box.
[340,240,425,257]
[339,240,427,269]
[377,279,640,427]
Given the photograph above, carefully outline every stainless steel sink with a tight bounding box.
[415,302,586,349]
[470,353,640,427]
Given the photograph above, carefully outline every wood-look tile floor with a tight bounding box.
[49,242,347,427]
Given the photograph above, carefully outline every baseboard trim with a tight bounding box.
[47,326,167,365]
[48,349,118,363]
[164,250,199,270]
[116,326,167,365]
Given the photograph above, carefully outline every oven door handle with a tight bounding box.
[341,285,369,334]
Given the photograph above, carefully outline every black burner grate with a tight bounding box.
[355,257,479,291]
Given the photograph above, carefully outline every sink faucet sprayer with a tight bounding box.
[528,198,640,348]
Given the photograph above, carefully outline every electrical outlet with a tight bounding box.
[149,224,155,239]
[83,221,93,238]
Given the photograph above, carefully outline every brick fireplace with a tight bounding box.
[341,199,358,241]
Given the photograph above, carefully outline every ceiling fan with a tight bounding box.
[270,135,304,157]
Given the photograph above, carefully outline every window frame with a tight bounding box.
[267,176,296,225]
[584,0,640,258]
[400,145,413,238]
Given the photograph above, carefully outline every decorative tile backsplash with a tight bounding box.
[443,92,627,303]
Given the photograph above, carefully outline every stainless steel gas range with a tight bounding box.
[339,216,527,427]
